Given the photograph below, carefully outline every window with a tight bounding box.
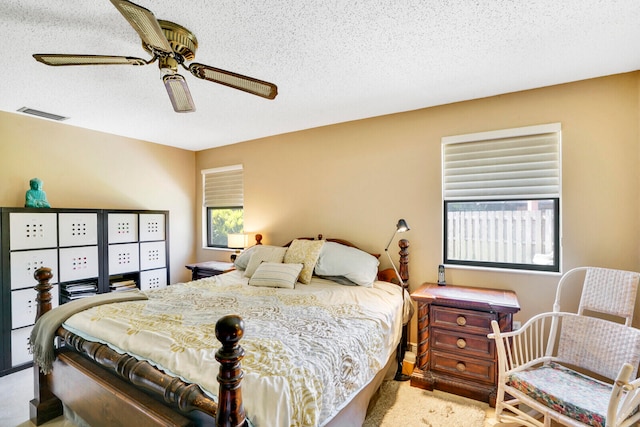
[202,165,244,248]
[442,124,561,272]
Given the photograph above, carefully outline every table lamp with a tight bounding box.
[227,233,249,261]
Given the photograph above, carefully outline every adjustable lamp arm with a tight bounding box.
[385,241,405,288]
[383,219,411,381]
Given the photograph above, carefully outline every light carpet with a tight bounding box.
[363,380,489,427]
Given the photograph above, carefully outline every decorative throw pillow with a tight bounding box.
[248,262,303,289]
[283,239,325,284]
[314,241,380,287]
[244,246,288,277]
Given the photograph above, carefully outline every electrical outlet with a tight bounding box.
[513,320,522,330]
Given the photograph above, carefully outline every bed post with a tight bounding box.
[398,238,409,284]
[215,315,247,427]
[395,238,411,381]
[29,267,63,425]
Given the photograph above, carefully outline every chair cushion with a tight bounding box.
[507,363,612,427]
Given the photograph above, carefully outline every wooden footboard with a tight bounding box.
[30,267,247,427]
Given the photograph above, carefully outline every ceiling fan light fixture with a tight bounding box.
[163,74,195,113]
[159,56,180,72]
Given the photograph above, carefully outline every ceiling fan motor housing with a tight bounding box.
[143,20,198,64]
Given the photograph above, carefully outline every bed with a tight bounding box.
[29,235,411,427]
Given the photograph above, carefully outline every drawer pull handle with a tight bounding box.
[456,362,466,372]
[456,338,467,349]
[456,316,467,326]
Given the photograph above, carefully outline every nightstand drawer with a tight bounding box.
[431,328,495,359]
[431,350,495,384]
[431,305,495,334]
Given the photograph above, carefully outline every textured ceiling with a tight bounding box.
[2,1,640,151]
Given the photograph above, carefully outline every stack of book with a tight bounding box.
[60,281,98,303]
[110,279,137,292]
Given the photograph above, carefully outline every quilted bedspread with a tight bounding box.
[62,270,404,427]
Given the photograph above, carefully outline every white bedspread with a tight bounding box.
[62,271,405,427]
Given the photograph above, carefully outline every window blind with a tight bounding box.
[202,165,243,207]
[443,125,560,201]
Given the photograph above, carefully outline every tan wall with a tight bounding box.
[196,72,640,341]
[2,72,637,344]
[0,111,196,283]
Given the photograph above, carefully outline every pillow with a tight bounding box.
[283,239,325,284]
[248,262,303,289]
[233,245,257,270]
[314,241,380,287]
[234,245,280,270]
[244,246,288,277]
[317,275,358,286]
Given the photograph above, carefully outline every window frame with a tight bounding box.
[205,206,244,248]
[441,124,562,273]
[443,198,560,272]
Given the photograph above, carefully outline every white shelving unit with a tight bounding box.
[0,208,169,376]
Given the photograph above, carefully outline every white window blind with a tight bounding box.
[443,124,561,201]
[202,165,244,207]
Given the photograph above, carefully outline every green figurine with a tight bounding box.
[25,177,51,208]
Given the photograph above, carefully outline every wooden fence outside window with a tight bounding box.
[446,209,555,265]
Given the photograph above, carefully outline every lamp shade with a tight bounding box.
[227,233,249,249]
[396,219,410,233]
[385,219,411,252]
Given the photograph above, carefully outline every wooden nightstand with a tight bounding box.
[410,283,520,406]
[185,261,234,280]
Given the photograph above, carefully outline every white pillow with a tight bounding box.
[317,275,358,286]
[248,262,303,289]
[234,245,280,270]
[244,246,288,277]
[314,241,380,287]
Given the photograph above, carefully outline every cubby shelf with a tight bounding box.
[0,207,169,376]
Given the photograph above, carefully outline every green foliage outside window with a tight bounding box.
[207,207,243,247]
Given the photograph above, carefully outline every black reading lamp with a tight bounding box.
[384,218,411,381]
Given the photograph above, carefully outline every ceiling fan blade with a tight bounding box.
[163,74,196,113]
[33,54,147,66]
[110,0,173,54]
[188,63,278,100]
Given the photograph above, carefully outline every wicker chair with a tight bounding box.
[489,267,640,427]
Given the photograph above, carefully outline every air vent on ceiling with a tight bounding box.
[17,107,69,122]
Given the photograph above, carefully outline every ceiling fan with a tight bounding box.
[33,0,278,113]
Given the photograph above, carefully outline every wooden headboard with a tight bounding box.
[284,233,409,286]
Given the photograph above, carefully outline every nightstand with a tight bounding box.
[410,283,520,406]
[185,261,235,280]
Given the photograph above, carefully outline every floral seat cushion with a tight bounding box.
[507,362,612,427]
